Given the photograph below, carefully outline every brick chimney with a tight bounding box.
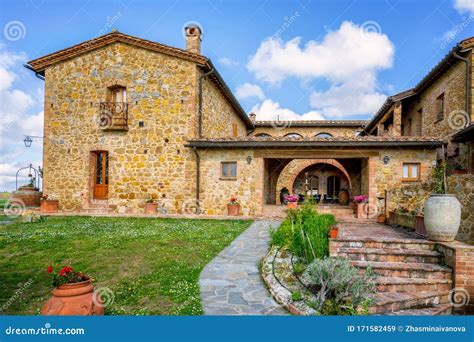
[185,25,202,54]
[249,113,256,123]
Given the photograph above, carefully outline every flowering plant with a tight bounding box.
[47,264,89,287]
[285,195,299,203]
[228,197,239,205]
[41,194,56,201]
[353,195,368,203]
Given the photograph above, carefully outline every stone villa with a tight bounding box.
[26,28,473,243]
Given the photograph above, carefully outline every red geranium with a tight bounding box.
[59,266,73,276]
[47,265,53,274]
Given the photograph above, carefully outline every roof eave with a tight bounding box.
[185,140,444,149]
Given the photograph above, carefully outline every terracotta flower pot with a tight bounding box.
[227,204,240,216]
[41,279,104,316]
[377,214,386,224]
[355,203,367,218]
[287,202,298,209]
[144,202,158,214]
[329,227,339,239]
[40,200,59,213]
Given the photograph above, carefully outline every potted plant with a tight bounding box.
[329,225,339,239]
[40,194,59,213]
[424,161,461,241]
[41,264,104,315]
[377,213,386,224]
[353,195,368,219]
[285,195,299,209]
[144,197,158,214]
[227,197,240,216]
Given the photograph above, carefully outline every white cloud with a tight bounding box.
[0,46,43,191]
[218,56,239,67]
[454,0,474,14]
[251,99,324,121]
[247,21,394,118]
[235,83,265,100]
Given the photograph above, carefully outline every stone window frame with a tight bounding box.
[220,161,237,180]
[402,162,421,182]
[435,92,445,123]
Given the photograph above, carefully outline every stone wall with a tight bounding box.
[447,174,473,244]
[251,126,359,138]
[198,149,263,216]
[403,60,467,139]
[43,42,199,213]
[201,76,247,138]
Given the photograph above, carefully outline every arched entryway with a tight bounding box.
[276,159,353,204]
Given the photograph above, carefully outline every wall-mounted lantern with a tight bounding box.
[383,155,390,165]
[246,156,252,165]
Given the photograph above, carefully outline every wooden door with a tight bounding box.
[93,151,108,199]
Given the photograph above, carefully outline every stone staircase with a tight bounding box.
[317,205,355,219]
[332,238,453,315]
[80,199,113,214]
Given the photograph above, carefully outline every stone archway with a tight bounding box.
[275,159,353,203]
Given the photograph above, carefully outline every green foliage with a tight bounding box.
[291,291,302,301]
[432,162,446,194]
[303,257,376,315]
[271,204,336,263]
[0,216,251,315]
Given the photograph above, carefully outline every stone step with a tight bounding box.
[352,260,452,280]
[369,291,450,314]
[338,247,442,263]
[376,276,453,293]
[384,304,452,316]
[79,208,113,214]
[333,238,436,251]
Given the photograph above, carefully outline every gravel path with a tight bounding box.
[199,220,287,315]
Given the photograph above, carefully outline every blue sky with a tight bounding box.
[0,0,473,190]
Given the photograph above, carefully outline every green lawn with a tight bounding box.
[0,216,252,315]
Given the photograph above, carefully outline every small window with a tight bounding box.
[436,93,444,122]
[255,133,272,138]
[284,133,303,139]
[221,162,237,179]
[232,124,238,138]
[402,163,420,181]
[315,133,333,138]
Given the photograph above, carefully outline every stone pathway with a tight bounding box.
[199,220,287,315]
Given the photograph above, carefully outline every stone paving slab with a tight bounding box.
[199,220,288,315]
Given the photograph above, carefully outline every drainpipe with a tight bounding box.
[193,147,201,214]
[198,67,214,138]
[453,48,471,125]
[23,64,45,81]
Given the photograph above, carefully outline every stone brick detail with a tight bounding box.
[437,242,474,314]
[252,126,358,138]
[447,174,474,244]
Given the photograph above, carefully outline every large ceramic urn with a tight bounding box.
[423,194,461,242]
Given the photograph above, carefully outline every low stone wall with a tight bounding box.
[436,241,474,314]
[447,174,473,244]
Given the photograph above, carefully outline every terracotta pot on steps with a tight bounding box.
[144,202,158,214]
[287,202,298,209]
[227,204,240,216]
[377,214,386,224]
[41,279,104,316]
[40,200,59,213]
[329,226,339,239]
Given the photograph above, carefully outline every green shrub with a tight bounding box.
[303,257,376,315]
[271,204,336,263]
[291,291,303,301]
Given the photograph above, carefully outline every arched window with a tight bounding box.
[255,133,272,138]
[315,133,333,138]
[284,133,303,139]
